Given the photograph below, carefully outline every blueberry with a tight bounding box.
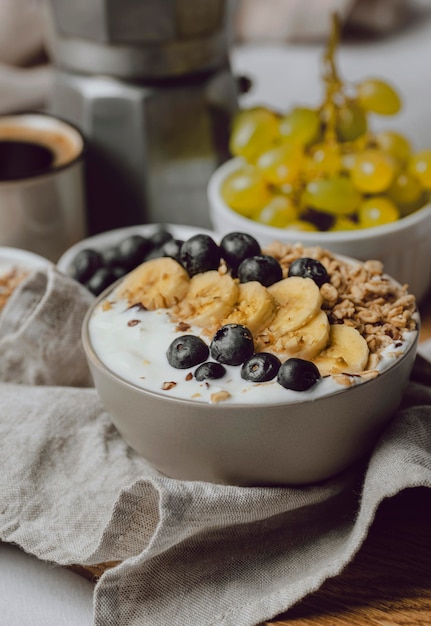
[288,257,330,287]
[210,324,254,366]
[167,335,209,369]
[194,361,227,381]
[116,234,151,270]
[112,266,128,280]
[277,358,321,391]
[86,267,119,296]
[237,255,283,287]
[241,352,281,383]
[71,248,103,283]
[148,226,173,249]
[101,245,121,268]
[142,246,165,261]
[220,232,261,274]
[144,236,185,263]
[180,234,221,277]
[162,238,184,263]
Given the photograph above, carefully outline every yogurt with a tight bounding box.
[88,293,417,405]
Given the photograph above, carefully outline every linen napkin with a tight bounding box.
[0,267,430,626]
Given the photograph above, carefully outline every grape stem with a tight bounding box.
[323,13,341,85]
[320,13,343,141]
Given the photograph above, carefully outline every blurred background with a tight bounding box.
[0,0,430,233]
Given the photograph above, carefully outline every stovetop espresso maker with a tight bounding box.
[44,0,239,234]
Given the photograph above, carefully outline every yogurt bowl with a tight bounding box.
[81,233,419,486]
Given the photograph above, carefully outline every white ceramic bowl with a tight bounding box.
[81,240,419,487]
[208,157,431,303]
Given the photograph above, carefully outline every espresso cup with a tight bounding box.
[0,112,87,262]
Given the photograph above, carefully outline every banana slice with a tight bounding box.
[222,281,276,334]
[173,270,239,329]
[267,276,323,335]
[263,310,330,360]
[118,257,190,309]
[312,324,369,376]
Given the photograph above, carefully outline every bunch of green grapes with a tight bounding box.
[221,16,431,232]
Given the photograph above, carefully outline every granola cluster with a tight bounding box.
[0,267,29,311]
[264,241,418,365]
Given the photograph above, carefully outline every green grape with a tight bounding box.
[303,176,362,215]
[229,108,280,161]
[408,150,431,189]
[253,195,299,228]
[220,164,270,216]
[358,196,400,228]
[340,151,356,173]
[336,102,368,142]
[256,142,303,185]
[304,142,342,178]
[387,171,423,208]
[351,149,396,193]
[278,107,321,146]
[275,182,295,197]
[356,79,402,115]
[329,216,359,231]
[375,130,411,164]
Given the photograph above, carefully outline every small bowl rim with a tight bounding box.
[0,246,52,271]
[208,156,431,243]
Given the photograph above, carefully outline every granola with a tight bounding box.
[263,241,418,363]
[0,267,29,311]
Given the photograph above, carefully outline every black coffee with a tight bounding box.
[0,140,55,181]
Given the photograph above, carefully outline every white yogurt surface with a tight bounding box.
[88,292,417,405]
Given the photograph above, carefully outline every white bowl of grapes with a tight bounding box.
[208,20,431,303]
[79,225,419,487]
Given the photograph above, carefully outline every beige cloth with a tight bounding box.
[0,267,430,626]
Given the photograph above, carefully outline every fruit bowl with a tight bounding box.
[208,156,431,303]
[81,229,419,487]
[207,16,431,304]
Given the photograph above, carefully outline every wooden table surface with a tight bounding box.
[74,295,431,625]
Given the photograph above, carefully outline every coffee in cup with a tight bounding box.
[0,113,87,262]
